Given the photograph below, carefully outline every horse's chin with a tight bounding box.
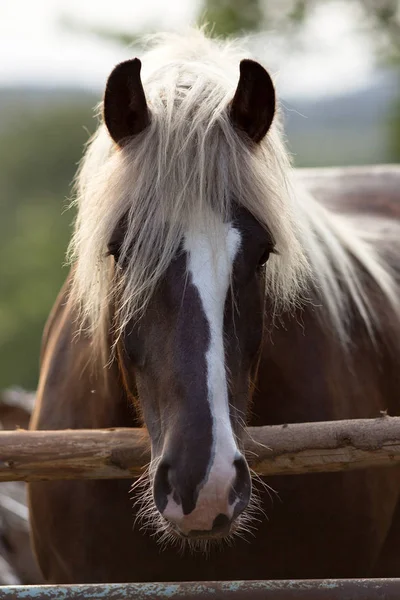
[163,517,237,544]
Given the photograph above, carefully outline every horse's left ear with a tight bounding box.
[230,59,275,144]
[103,58,150,145]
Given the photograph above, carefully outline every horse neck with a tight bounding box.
[251,292,400,427]
[90,303,141,429]
[35,270,139,431]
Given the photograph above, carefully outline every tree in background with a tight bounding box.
[73,0,400,50]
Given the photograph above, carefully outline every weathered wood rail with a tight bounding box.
[1,578,400,599]
[1,415,400,482]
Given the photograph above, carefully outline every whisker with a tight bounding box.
[129,444,271,555]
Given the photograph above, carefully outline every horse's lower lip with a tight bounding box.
[167,521,233,540]
[187,528,232,540]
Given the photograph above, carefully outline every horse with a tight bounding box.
[28,30,400,583]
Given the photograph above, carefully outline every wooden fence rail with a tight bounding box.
[1,579,400,599]
[0,415,400,482]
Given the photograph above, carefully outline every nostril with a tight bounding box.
[212,513,231,534]
[230,455,251,517]
[233,455,249,481]
[153,461,172,513]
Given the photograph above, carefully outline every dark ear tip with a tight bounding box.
[129,57,142,73]
[107,58,142,82]
[239,58,260,70]
[239,59,274,87]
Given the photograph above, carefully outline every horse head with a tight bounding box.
[105,57,275,543]
[70,34,308,545]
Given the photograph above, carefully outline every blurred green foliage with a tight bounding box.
[0,97,96,388]
[199,0,264,36]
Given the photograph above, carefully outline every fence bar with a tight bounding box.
[1,415,400,482]
[1,579,400,599]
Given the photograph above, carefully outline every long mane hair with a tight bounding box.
[68,29,400,352]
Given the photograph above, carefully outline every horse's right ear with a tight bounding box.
[103,58,150,145]
[230,59,275,144]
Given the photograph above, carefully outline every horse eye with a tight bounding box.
[258,246,274,268]
[107,242,120,260]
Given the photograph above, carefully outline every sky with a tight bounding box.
[0,0,375,99]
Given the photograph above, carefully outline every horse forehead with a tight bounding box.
[183,222,242,292]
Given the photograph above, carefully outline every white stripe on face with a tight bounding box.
[162,221,242,533]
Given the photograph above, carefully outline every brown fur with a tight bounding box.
[28,168,400,583]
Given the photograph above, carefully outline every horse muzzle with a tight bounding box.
[153,453,251,539]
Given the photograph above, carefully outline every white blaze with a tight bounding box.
[162,221,242,533]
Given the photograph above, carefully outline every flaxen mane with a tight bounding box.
[68,29,400,350]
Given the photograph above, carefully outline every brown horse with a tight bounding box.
[28,31,400,583]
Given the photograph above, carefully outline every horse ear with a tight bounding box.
[230,59,275,144]
[103,58,150,145]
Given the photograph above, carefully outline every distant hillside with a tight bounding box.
[1,69,398,167]
[283,69,399,166]
[0,86,98,133]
